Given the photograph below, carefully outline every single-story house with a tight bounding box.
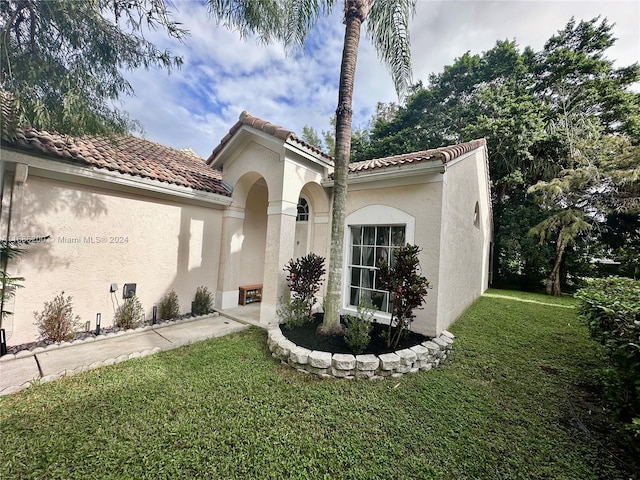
[1,109,492,346]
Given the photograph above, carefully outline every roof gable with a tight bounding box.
[207,111,333,166]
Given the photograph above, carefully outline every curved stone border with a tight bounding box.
[0,313,219,363]
[267,328,454,379]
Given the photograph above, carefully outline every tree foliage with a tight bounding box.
[1,0,187,136]
[576,276,640,431]
[359,17,640,291]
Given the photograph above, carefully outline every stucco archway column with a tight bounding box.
[260,199,298,324]
[216,206,245,309]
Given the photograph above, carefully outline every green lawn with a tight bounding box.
[1,289,637,479]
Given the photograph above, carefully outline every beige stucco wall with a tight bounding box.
[342,175,444,337]
[4,174,224,346]
[239,182,267,286]
[436,149,492,333]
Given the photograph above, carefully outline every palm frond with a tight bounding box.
[366,0,416,99]
[284,0,336,48]
[206,0,286,44]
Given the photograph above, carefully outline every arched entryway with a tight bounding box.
[215,172,269,311]
[239,179,268,286]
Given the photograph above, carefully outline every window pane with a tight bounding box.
[374,271,385,290]
[351,226,362,245]
[362,269,374,289]
[350,288,359,306]
[389,248,398,266]
[362,226,375,245]
[350,268,362,287]
[351,246,361,266]
[391,227,405,246]
[371,291,385,311]
[362,247,374,266]
[375,247,388,266]
[376,227,390,246]
[348,224,407,313]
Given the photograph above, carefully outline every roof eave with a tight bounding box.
[322,160,445,187]
[284,138,334,169]
[3,148,233,207]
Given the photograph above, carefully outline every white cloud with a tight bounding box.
[118,0,640,159]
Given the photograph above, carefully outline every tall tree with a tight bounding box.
[1,0,303,137]
[360,17,639,290]
[301,125,323,149]
[320,0,416,333]
[1,0,187,136]
[209,0,416,332]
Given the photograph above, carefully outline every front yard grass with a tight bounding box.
[1,288,637,479]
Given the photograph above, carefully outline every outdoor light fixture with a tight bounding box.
[152,305,157,325]
[0,328,6,356]
[95,313,101,335]
[191,301,195,317]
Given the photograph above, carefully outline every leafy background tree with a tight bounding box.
[350,17,639,293]
[1,0,187,136]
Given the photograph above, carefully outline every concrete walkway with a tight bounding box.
[0,314,249,397]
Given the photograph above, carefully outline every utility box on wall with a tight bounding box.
[123,283,137,299]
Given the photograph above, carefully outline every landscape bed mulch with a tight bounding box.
[280,314,429,355]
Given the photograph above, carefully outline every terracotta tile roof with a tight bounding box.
[1,116,231,198]
[346,139,487,175]
[207,111,333,164]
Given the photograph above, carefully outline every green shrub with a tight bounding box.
[193,286,214,316]
[378,244,430,349]
[283,253,326,322]
[33,292,81,342]
[344,302,374,354]
[277,296,308,329]
[158,290,180,320]
[115,295,144,329]
[575,276,640,427]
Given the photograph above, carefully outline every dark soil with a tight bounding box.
[281,314,430,355]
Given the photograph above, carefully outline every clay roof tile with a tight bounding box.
[1,121,230,197]
[337,139,487,178]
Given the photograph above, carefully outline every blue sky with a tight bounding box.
[117,0,640,159]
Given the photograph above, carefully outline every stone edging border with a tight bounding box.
[0,313,221,364]
[267,328,454,379]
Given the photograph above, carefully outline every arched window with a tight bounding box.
[296,198,309,222]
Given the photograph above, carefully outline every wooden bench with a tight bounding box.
[238,284,263,305]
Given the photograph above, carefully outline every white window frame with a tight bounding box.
[341,205,416,322]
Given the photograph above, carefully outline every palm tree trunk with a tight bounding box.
[321,1,367,334]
